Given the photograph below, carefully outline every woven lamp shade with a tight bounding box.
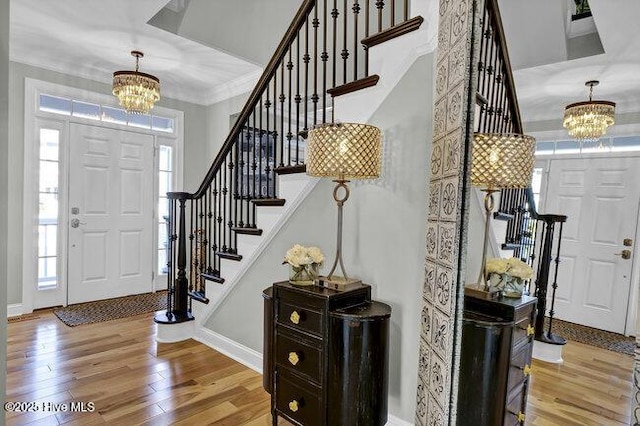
[471,133,536,190]
[306,123,382,179]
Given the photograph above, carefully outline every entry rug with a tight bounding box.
[544,317,634,357]
[54,291,167,327]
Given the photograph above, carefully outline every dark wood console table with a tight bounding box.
[263,281,391,426]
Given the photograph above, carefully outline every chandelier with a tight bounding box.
[112,51,161,114]
[563,80,615,142]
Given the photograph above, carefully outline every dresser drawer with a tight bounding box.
[276,372,322,426]
[512,316,534,351]
[275,329,322,383]
[504,382,526,425]
[507,345,531,393]
[277,301,324,337]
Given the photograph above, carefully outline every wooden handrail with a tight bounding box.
[486,0,522,133]
[173,0,317,200]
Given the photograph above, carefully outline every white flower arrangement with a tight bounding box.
[283,244,324,268]
[485,257,533,280]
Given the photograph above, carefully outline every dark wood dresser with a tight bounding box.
[263,281,391,426]
[457,294,537,426]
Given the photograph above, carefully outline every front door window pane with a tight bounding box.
[38,128,60,289]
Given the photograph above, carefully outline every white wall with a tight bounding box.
[1,0,10,417]
[204,53,434,422]
[6,62,209,305]
[205,91,250,169]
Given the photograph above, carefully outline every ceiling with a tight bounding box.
[499,0,640,138]
[10,0,262,105]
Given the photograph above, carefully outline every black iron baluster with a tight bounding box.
[251,112,257,223]
[287,47,293,166]
[546,220,565,337]
[304,15,310,134]
[207,186,213,276]
[213,174,220,273]
[322,0,328,124]
[263,89,269,198]
[376,0,384,32]
[403,0,408,21]
[228,151,235,253]
[332,0,339,87]
[313,5,320,125]
[269,78,276,197]
[222,158,228,252]
[280,62,286,168]
[353,0,360,80]
[342,0,349,84]
[390,0,395,26]
[365,0,370,75]
[295,33,302,164]
[189,199,195,292]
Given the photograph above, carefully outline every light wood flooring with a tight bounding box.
[5,311,633,425]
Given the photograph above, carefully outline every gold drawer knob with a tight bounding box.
[527,324,535,337]
[517,411,525,423]
[288,351,300,366]
[290,310,300,324]
[289,400,299,412]
[523,364,532,377]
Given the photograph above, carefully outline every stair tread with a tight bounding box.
[494,211,515,221]
[231,226,263,236]
[361,16,424,48]
[216,251,243,261]
[252,198,286,206]
[275,164,307,175]
[201,272,225,284]
[327,75,380,97]
[189,290,210,304]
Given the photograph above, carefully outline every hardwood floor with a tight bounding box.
[6,311,633,425]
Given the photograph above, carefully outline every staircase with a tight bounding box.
[155,0,425,342]
[473,0,568,356]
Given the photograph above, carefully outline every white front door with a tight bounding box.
[68,124,154,304]
[543,157,640,334]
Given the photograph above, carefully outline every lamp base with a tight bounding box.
[317,275,362,291]
[464,284,501,300]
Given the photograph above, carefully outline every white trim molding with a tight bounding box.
[7,304,24,318]
[194,327,263,374]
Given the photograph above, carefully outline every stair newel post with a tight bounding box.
[533,217,554,340]
[546,218,566,337]
[176,196,190,316]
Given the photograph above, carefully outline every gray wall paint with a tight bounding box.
[6,62,208,305]
[1,0,9,416]
[205,54,434,422]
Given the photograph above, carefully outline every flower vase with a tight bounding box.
[487,272,524,298]
[289,263,319,286]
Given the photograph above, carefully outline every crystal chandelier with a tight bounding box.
[563,80,615,142]
[112,51,161,114]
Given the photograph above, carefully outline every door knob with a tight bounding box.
[614,249,631,260]
[70,219,86,228]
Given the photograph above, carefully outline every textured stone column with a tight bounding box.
[415,0,478,424]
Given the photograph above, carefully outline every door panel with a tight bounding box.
[544,157,639,334]
[68,124,153,304]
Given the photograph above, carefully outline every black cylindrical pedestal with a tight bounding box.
[328,301,391,426]
[262,287,273,393]
[457,311,513,426]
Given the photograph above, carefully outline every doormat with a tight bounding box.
[544,317,635,357]
[54,291,167,327]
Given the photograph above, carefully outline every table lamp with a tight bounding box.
[306,122,382,288]
[471,132,536,293]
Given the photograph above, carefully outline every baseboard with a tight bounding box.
[387,414,414,426]
[7,304,23,317]
[194,327,263,374]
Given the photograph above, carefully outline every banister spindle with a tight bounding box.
[322,0,328,124]
[287,47,293,166]
[312,5,319,126]
[365,0,370,75]
[404,0,408,21]
[332,0,338,88]
[376,0,384,32]
[390,0,395,26]
[304,16,310,134]
[295,34,302,164]
[280,61,286,168]
[342,0,349,84]
[189,198,195,290]
[264,89,270,198]
[353,0,360,80]
[227,152,235,253]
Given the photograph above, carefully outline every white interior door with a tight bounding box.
[543,157,640,334]
[68,124,154,304]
